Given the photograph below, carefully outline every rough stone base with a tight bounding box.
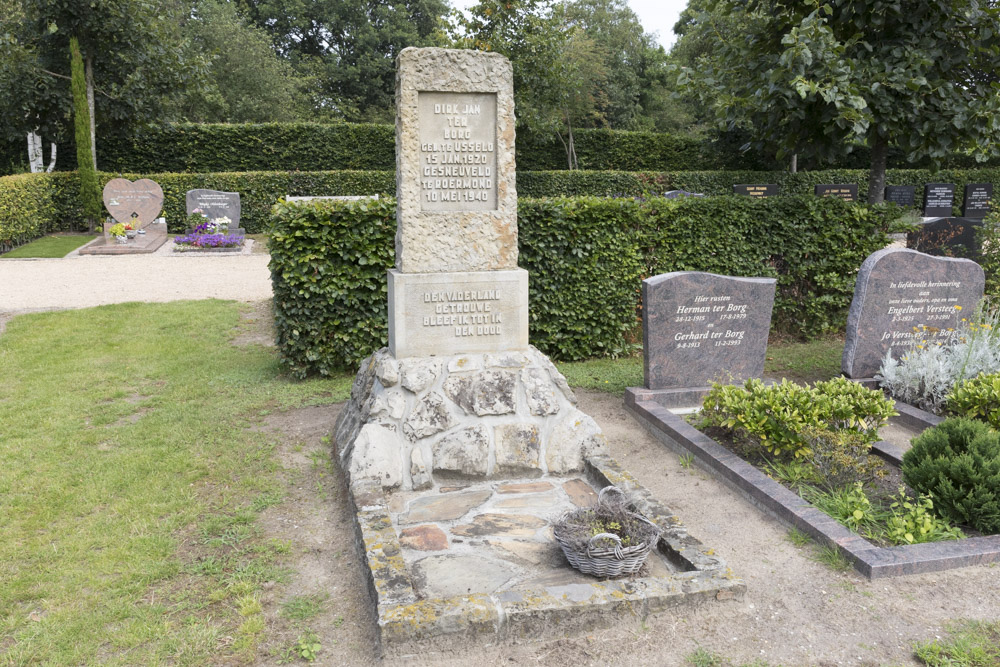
[333,346,608,490]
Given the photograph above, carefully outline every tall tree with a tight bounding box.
[0,0,207,168]
[171,0,311,122]
[235,0,449,121]
[453,0,567,132]
[676,0,1000,201]
[554,0,669,130]
[70,36,100,231]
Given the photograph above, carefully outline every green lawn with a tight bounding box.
[914,619,1000,665]
[1,234,97,258]
[0,301,351,665]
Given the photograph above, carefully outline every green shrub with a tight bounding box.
[639,195,904,336]
[266,195,900,374]
[269,198,395,378]
[0,174,60,251]
[903,417,1000,534]
[517,197,645,359]
[884,489,964,545]
[804,482,886,536]
[802,427,887,489]
[269,196,646,374]
[948,373,1000,428]
[701,378,895,460]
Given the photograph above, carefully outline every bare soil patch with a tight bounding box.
[252,390,1000,666]
[232,299,277,348]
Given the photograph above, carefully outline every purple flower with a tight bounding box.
[174,232,245,249]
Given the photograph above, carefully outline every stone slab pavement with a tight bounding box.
[0,239,272,315]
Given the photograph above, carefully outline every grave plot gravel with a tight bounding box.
[0,241,271,324]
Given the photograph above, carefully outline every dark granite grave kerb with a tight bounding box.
[342,451,745,656]
[624,388,1000,579]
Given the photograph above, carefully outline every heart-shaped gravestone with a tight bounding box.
[103,178,164,226]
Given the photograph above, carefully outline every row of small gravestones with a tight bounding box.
[641,247,984,391]
[101,179,244,231]
[728,182,993,219]
[101,177,376,232]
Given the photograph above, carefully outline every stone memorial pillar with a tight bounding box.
[389,47,527,356]
[334,48,607,491]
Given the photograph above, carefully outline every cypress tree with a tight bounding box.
[70,36,101,232]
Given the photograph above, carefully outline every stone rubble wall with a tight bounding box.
[334,346,608,490]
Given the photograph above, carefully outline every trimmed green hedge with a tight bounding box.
[4,166,985,249]
[0,174,60,251]
[519,168,1000,209]
[269,198,395,378]
[100,123,396,173]
[0,170,396,238]
[96,123,775,174]
[8,122,1000,177]
[269,195,902,376]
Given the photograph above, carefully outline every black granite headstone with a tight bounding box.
[962,183,992,219]
[185,189,242,227]
[884,186,915,207]
[814,184,859,202]
[842,249,984,379]
[643,272,777,390]
[923,183,956,217]
[733,184,778,198]
[909,218,983,259]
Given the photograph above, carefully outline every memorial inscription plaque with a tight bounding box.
[103,178,164,226]
[885,185,916,207]
[388,269,528,357]
[733,184,778,198]
[962,183,992,219]
[815,184,858,201]
[909,218,981,259]
[185,189,241,226]
[923,183,956,217]
[390,46,527,356]
[418,92,497,212]
[643,272,776,390]
[842,249,984,378]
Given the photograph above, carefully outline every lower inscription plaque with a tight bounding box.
[388,269,528,357]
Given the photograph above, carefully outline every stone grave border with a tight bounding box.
[344,452,745,656]
[625,387,1000,580]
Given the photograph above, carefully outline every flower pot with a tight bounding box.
[114,235,127,245]
[126,230,137,239]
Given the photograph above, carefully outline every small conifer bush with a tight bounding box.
[903,417,1000,534]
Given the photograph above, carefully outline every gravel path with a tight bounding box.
[0,239,272,317]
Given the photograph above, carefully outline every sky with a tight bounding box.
[450,0,690,51]
[625,0,688,49]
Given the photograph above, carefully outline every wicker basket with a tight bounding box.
[553,486,661,578]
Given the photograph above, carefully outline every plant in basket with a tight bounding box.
[553,486,661,577]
